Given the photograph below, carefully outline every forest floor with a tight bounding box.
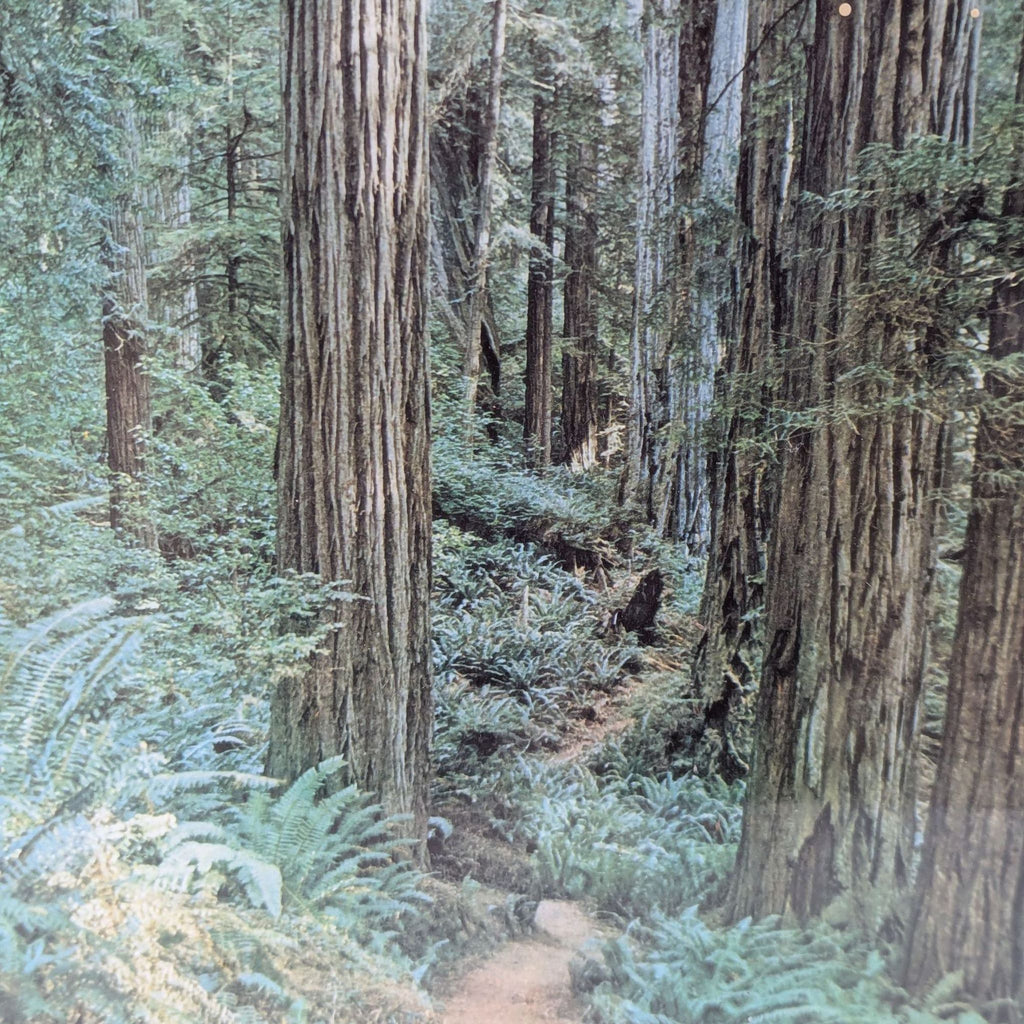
[430,606,697,1024]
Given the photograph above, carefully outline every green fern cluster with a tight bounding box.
[154,758,425,939]
[432,431,625,549]
[505,762,740,921]
[433,524,637,781]
[0,593,435,1023]
[589,909,993,1024]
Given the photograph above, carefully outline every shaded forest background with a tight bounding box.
[0,0,1022,1022]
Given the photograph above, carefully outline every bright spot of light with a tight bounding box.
[838,2,852,15]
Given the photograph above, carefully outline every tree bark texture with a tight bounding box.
[561,139,599,472]
[902,33,1024,1001]
[666,0,747,555]
[726,0,974,928]
[103,0,155,547]
[524,86,555,468]
[270,0,432,843]
[693,0,801,733]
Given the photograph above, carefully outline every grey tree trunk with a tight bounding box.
[620,0,683,522]
[621,0,726,545]
[269,0,432,849]
[675,0,747,555]
[726,0,975,928]
[902,21,1023,1001]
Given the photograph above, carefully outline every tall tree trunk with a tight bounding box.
[561,138,599,471]
[461,0,507,427]
[524,85,555,468]
[726,0,974,928]
[620,0,683,521]
[619,0,715,535]
[672,0,747,554]
[902,22,1023,1001]
[103,0,155,548]
[269,0,432,847]
[692,0,800,760]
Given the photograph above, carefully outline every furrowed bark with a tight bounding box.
[270,0,432,849]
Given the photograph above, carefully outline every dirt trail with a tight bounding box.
[439,900,604,1024]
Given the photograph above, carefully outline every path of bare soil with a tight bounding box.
[438,900,606,1024]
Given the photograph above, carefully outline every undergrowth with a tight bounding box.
[432,521,638,789]
[508,761,740,923]
[589,909,991,1024]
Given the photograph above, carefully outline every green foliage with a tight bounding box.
[505,761,740,922]
[0,596,433,1022]
[156,759,424,936]
[433,523,637,783]
[588,910,997,1024]
[433,429,631,550]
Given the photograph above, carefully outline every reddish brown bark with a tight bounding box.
[902,26,1024,1000]
[726,0,975,927]
[269,0,432,847]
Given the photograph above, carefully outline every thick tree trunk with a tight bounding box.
[693,0,799,738]
[903,29,1023,1001]
[269,0,432,846]
[524,86,555,468]
[726,0,973,928]
[103,0,154,547]
[561,139,599,471]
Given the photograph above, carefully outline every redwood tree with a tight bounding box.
[561,137,599,471]
[269,0,432,843]
[725,0,975,927]
[902,24,1024,1000]
[524,81,556,468]
[103,0,155,548]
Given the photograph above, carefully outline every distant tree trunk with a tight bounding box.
[692,0,799,750]
[461,0,507,427]
[561,138,599,471]
[524,85,555,468]
[147,111,201,372]
[103,0,154,548]
[726,0,974,928]
[672,0,747,554]
[902,23,1023,1001]
[269,0,432,847]
[430,93,503,397]
[619,0,715,537]
[620,0,682,520]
